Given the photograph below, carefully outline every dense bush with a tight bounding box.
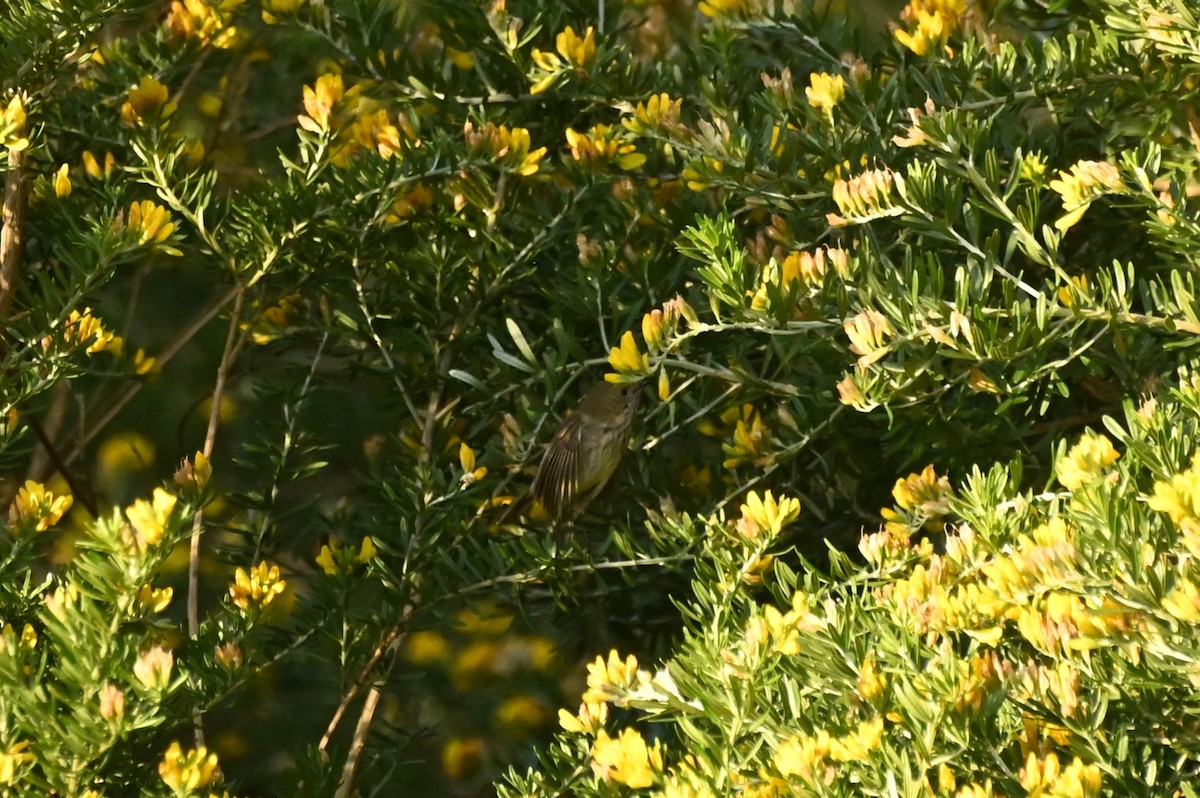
[2,0,1200,794]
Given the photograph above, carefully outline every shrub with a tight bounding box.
[2,0,1199,793]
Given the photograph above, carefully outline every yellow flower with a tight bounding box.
[591,727,662,789]
[844,309,896,365]
[1,94,29,151]
[174,451,212,491]
[385,184,434,223]
[164,0,243,46]
[529,26,596,93]
[882,464,954,533]
[721,404,770,470]
[459,442,487,485]
[892,100,935,148]
[1019,751,1101,798]
[806,72,846,118]
[298,73,344,134]
[639,295,693,353]
[126,200,180,254]
[1148,454,1200,524]
[81,149,117,179]
[555,25,596,70]
[1163,578,1200,624]
[856,656,887,703]
[0,742,33,785]
[736,490,801,543]
[53,163,71,197]
[126,488,179,549]
[559,700,609,734]
[134,645,175,690]
[1057,274,1090,308]
[583,649,643,703]
[682,155,727,191]
[1148,453,1200,557]
[657,370,671,402]
[1056,432,1119,490]
[836,370,873,411]
[699,0,749,19]
[316,537,377,575]
[81,150,103,179]
[828,716,884,761]
[774,731,831,779]
[755,604,799,654]
[828,168,902,226]
[43,582,80,623]
[159,741,221,792]
[565,124,646,171]
[335,107,406,165]
[894,0,966,57]
[137,584,174,613]
[895,9,948,56]
[622,93,682,134]
[229,561,286,610]
[9,480,72,533]
[463,121,546,176]
[1049,159,1124,231]
[0,623,38,652]
[76,309,121,354]
[120,76,173,126]
[606,330,650,382]
[1021,151,1048,183]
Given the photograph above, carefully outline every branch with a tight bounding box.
[188,285,249,747]
[1,147,26,319]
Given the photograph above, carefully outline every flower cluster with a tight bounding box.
[228,562,286,611]
[463,120,547,176]
[1049,159,1125,231]
[749,246,850,316]
[120,77,175,127]
[529,26,596,93]
[827,168,903,226]
[159,741,222,793]
[565,124,645,171]
[621,93,682,135]
[164,0,243,48]
[894,0,967,57]
[315,536,378,575]
[8,480,72,534]
[125,488,179,550]
[1,94,27,151]
[805,72,846,120]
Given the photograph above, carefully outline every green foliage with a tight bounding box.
[504,374,1200,796]
[3,0,1200,793]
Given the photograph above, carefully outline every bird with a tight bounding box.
[501,381,641,525]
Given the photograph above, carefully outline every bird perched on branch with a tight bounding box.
[501,381,640,525]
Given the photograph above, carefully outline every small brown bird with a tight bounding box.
[503,381,640,524]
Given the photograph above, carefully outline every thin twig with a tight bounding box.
[336,680,383,798]
[188,286,248,747]
[319,619,406,753]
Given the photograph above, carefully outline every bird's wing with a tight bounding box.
[531,416,580,521]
